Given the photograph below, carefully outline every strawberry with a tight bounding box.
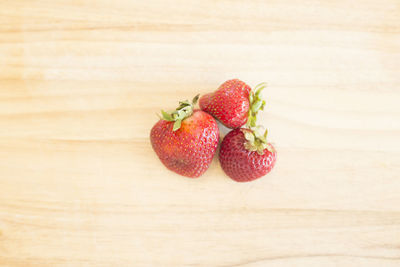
[219,127,277,182]
[150,95,219,178]
[199,79,266,129]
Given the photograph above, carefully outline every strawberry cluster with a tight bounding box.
[150,79,276,182]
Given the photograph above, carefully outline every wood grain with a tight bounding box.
[1,0,400,266]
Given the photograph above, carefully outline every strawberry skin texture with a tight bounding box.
[219,128,277,182]
[199,79,251,129]
[150,110,219,178]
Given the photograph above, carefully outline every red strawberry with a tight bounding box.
[219,127,276,182]
[150,95,219,178]
[199,79,266,129]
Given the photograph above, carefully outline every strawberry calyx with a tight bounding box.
[247,82,267,128]
[160,94,200,131]
[242,126,274,155]
[243,82,274,155]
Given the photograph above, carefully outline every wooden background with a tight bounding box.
[1,0,400,266]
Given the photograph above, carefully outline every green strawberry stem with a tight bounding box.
[243,82,274,155]
[160,94,199,131]
[246,82,267,128]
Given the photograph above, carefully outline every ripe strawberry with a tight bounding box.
[199,79,266,129]
[150,95,219,178]
[219,127,276,182]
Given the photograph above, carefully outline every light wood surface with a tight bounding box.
[1,0,400,266]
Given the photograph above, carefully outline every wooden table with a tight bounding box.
[1,1,400,266]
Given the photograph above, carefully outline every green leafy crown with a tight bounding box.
[243,82,274,155]
[160,94,199,131]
